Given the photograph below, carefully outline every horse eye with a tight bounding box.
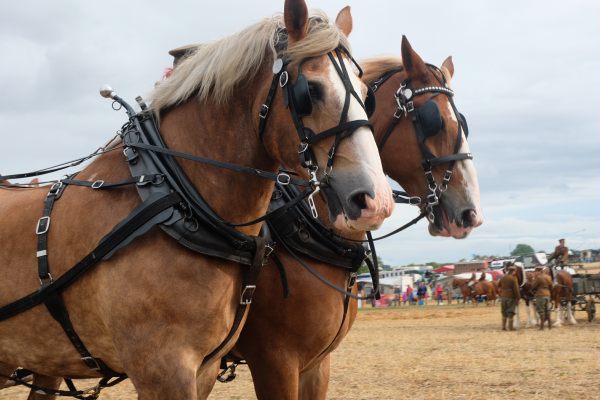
[308,82,322,101]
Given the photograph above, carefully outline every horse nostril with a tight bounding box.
[349,192,368,210]
[462,209,477,228]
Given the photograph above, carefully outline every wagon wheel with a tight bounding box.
[575,295,587,311]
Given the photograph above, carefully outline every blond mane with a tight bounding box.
[150,10,350,111]
[361,56,403,85]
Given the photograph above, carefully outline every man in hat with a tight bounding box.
[498,263,520,331]
[548,238,569,269]
[532,268,554,330]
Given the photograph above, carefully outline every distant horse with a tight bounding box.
[452,273,477,304]
[471,272,497,306]
[550,268,577,326]
[0,2,394,399]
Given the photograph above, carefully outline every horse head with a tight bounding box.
[365,36,482,238]
[152,1,394,236]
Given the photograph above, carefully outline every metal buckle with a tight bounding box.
[240,285,257,305]
[276,173,291,185]
[91,180,105,189]
[393,107,404,119]
[427,193,439,207]
[48,181,62,196]
[39,273,53,287]
[36,216,51,235]
[348,273,357,289]
[81,356,102,371]
[307,188,319,219]
[263,243,275,265]
[259,104,269,119]
[136,175,150,186]
[406,101,415,113]
[298,142,309,154]
[279,71,289,87]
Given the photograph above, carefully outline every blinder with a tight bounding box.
[364,86,376,118]
[291,72,313,117]
[415,99,443,138]
[289,69,376,118]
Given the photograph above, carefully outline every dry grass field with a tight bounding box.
[2,302,598,400]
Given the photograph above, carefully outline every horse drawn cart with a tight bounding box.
[571,272,600,322]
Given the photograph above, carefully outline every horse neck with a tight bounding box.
[159,90,276,237]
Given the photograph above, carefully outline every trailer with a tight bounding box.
[571,273,600,322]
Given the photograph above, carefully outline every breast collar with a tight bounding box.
[122,111,263,265]
[267,183,367,270]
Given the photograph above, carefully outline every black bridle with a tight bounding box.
[374,64,473,225]
[258,46,374,217]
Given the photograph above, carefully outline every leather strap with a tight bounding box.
[0,192,182,322]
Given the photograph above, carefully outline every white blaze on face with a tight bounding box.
[445,101,483,226]
[326,58,394,229]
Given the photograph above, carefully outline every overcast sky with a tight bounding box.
[1,0,598,266]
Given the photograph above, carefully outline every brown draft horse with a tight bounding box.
[0,2,394,399]
[471,272,497,306]
[452,273,476,304]
[213,36,482,399]
[550,268,577,326]
[510,264,576,329]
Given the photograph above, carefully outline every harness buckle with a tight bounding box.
[276,173,291,186]
[298,142,309,154]
[36,216,51,235]
[91,180,105,189]
[263,243,275,265]
[258,104,269,119]
[48,181,62,196]
[81,356,102,371]
[136,175,152,186]
[279,71,289,87]
[393,107,404,119]
[123,147,138,163]
[240,285,257,305]
[426,193,439,207]
[406,101,415,113]
[39,273,53,288]
[307,190,319,219]
[347,273,357,290]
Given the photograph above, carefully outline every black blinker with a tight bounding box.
[291,73,313,117]
[416,100,443,138]
[365,86,376,118]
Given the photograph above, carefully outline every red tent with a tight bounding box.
[433,264,454,273]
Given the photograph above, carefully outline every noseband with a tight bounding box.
[258,46,373,217]
[372,64,473,225]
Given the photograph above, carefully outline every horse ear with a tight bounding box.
[335,6,353,37]
[401,35,428,80]
[441,56,454,79]
[284,0,309,44]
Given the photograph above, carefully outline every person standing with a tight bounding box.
[498,264,520,331]
[405,285,414,305]
[548,238,569,269]
[417,282,427,305]
[532,268,554,330]
[435,283,444,305]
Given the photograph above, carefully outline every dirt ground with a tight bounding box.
[1,303,599,400]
